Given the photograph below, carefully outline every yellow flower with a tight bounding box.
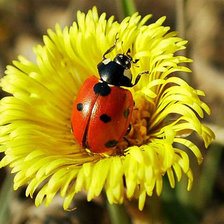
[0,7,214,211]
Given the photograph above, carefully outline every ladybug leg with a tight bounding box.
[125,124,132,136]
[123,136,130,145]
[70,123,74,133]
[133,59,139,64]
[103,33,119,60]
[132,71,150,86]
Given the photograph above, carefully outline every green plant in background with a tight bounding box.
[0,1,216,224]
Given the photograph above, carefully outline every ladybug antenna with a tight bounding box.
[103,33,119,60]
[126,48,132,60]
[126,49,137,62]
[120,40,125,54]
[126,48,140,67]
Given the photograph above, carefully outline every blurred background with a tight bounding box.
[0,0,223,223]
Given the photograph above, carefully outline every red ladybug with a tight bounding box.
[71,40,148,153]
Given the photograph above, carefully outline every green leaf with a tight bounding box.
[161,177,199,224]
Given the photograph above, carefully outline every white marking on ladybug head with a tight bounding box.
[123,69,132,80]
[102,58,111,65]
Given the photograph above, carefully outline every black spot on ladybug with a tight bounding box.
[93,82,111,96]
[105,139,118,148]
[77,103,83,111]
[124,108,130,118]
[100,114,111,123]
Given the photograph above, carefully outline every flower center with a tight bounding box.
[115,98,151,155]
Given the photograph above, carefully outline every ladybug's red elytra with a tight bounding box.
[71,37,149,153]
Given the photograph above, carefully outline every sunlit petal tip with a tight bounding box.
[138,190,147,211]
[0,7,215,210]
[186,169,193,191]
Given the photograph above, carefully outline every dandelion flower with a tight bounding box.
[0,7,215,210]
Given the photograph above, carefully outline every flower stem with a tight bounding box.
[121,0,137,17]
[0,172,13,224]
[175,0,187,39]
[106,203,132,224]
[102,190,132,224]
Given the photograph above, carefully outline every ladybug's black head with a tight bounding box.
[97,51,138,87]
[97,37,149,87]
[114,54,132,70]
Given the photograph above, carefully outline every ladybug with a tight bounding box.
[71,38,149,153]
